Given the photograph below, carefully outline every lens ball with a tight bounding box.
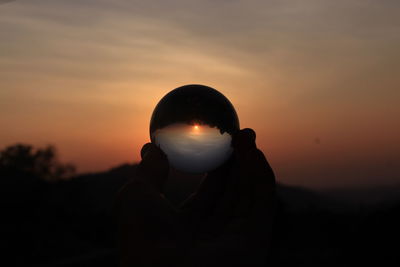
[150,84,240,174]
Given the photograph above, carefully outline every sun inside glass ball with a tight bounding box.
[150,84,240,174]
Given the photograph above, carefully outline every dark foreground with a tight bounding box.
[1,163,400,266]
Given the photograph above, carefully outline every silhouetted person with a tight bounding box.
[115,128,276,266]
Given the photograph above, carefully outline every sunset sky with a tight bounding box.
[1,0,399,188]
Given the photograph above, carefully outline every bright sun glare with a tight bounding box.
[194,125,199,130]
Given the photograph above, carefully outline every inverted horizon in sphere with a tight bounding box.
[150,84,239,173]
[153,123,232,173]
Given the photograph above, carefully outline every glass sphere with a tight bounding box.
[150,84,240,174]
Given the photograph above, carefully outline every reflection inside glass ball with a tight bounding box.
[150,84,240,174]
[152,123,233,174]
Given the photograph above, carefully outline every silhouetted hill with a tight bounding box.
[2,163,399,266]
[322,185,400,206]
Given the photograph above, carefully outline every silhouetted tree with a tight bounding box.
[0,144,77,265]
[0,143,75,181]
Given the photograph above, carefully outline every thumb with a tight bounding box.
[231,129,276,218]
[232,128,275,186]
[232,128,257,154]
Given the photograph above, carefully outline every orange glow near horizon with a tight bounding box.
[0,0,399,188]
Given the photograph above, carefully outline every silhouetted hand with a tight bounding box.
[115,128,276,267]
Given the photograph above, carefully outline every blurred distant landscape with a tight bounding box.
[1,143,399,266]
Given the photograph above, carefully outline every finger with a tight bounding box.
[141,142,166,161]
[233,128,275,187]
[213,129,276,247]
[195,129,258,220]
[137,143,169,193]
[140,142,153,159]
[232,129,276,217]
[232,128,256,153]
